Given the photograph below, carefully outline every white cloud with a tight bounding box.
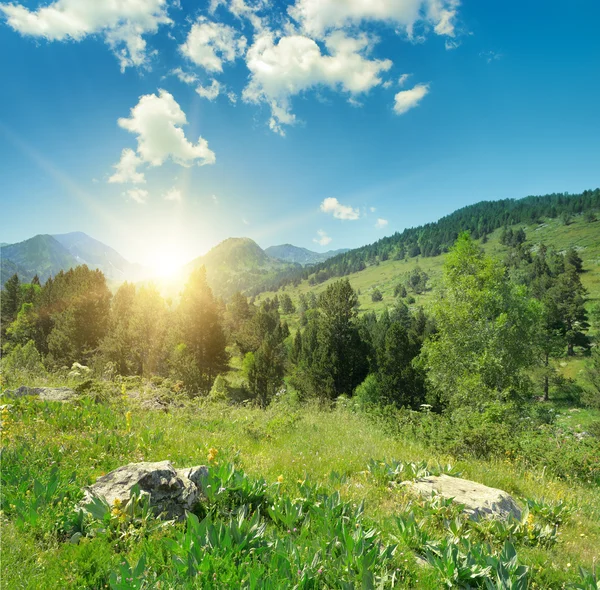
[393,83,429,115]
[171,67,198,85]
[164,187,182,202]
[211,194,219,204]
[196,79,221,100]
[313,229,332,246]
[375,218,388,229]
[210,0,267,34]
[398,73,411,86]
[0,0,172,71]
[108,148,145,184]
[227,91,238,104]
[180,18,246,72]
[116,89,215,168]
[243,31,392,134]
[288,0,460,40]
[320,197,360,220]
[126,188,149,204]
[369,206,376,212]
[480,50,502,63]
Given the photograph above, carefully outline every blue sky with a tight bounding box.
[1,0,599,270]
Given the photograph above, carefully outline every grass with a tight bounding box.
[1,388,599,588]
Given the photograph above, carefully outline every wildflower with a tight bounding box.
[125,411,132,432]
[207,447,218,462]
[277,475,284,484]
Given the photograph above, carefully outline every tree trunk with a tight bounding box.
[543,352,549,402]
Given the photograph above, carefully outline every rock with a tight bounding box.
[403,474,521,520]
[4,386,78,403]
[81,461,207,519]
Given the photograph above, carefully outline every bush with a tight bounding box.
[353,374,382,408]
[371,288,383,302]
[1,340,46,388]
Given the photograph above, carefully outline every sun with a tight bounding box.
[143,242,191,279]
[149,253,184,278]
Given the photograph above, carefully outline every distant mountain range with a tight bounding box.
[0,232,144,286]
[265,244,349,265]
[0,232,345,295]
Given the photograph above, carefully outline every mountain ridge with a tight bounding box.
[265,244,349,265]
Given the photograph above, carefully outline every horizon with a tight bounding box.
[1,0,599,273]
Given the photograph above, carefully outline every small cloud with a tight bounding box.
[164,187,182,202]
[369,206,376,213]
[211,194,219,204]
[227,91,237,104]
[375,218,388,229]
[382,80,393,89]
[108,148,146,184]
[320,197,360,220]
[479,50,502,63]
[242,218,250,225]
[393,83,430,115]
[125,188,149,204]
[171,67,198,85]
[196,79,221,100]
[313,230,332,246]
[445,39,460,50]
[398,73,411,87]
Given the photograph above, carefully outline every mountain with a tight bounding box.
[265,244,349,265]
[1,234,79,285]
[52,231,144,281]
[1,232,144,287]
[186,237,298,298]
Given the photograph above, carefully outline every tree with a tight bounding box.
[564,247,583,273]
[1,274,21,339]
[315,279,368,398]
[547,268,589,355]
[44,267,112,366]
[100,282,136,375]
[280,293,296,315]
[371,288,383,302]
[420,233,541,411]
[394,283,407,298]
[129,285,169,376]
[177,267,228,393]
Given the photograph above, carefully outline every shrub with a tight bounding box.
[1,340,46,388]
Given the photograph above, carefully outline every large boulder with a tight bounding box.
[5,386,78,403]
[404,474,521,520]
[81,461,208,519]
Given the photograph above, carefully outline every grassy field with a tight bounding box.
[1,387,599,589]
[257,213,600,317]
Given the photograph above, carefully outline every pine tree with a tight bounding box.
[177,267,228,393]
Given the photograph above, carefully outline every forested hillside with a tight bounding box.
[252,189,600,294]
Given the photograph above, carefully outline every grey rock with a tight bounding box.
[403,474,521,520]
[81,461,207,519]
[5,386,78,403]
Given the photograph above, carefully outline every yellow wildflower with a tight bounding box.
[207,447,218,463]
[125,411,132,432]
[277,475,284,484]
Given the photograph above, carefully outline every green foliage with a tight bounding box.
[176,266,228,393]
[371,288,383,302]
[421,233,541,411]
[1,340,46,387]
